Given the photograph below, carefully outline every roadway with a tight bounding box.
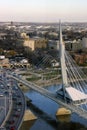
[0,70,25,130]
[4,79,25,130]
[10,73,87,120]
[0,77,12,129]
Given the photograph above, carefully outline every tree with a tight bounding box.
[0,48,4,55]
[6,50,17,57]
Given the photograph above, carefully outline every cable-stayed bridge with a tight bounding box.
[8,22,87,120]
[0,21,87,130]
[9,71,87,120]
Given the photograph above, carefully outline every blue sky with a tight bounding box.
[0,0,87,22]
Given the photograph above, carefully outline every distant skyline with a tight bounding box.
[0,0,87,22]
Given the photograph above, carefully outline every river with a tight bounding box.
[24,84,87,130]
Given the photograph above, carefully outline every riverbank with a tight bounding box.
[34,77,62,87]
[19,75,62,91]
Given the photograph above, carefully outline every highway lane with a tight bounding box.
[4,79,25,130]
[0,72,13,130]
[0,69,25,130]
[0,80,11,128]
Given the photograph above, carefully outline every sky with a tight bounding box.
[0,0,87,22]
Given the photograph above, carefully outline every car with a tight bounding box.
[6,120,14,125]
[12,97,17,101]
[4,91,8,95]
[13,108,17,111]
[0,84,4,89]
[10,120,15,124]
[17,108,21,112]
[10,126,15,130]
[14,114,20,118]
[17,95,21,98]
[14,86,18,90]
[6,126,10,129]
[17,102,22,105]
[0,94,4,97]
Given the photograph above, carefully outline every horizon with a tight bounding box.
[0,21,87,24]
[1,0,87,23]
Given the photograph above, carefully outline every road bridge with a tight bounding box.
[8,21,87,121]
[9,74,87,120]
[1,21,87,129]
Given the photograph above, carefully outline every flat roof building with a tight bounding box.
[23,37,48,51]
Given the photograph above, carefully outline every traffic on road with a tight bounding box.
[0,69,25,130]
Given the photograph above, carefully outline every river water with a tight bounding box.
[24,84,87,130]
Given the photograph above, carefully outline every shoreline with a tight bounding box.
[19,78,62,91]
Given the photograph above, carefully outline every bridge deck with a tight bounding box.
[10,74,87,120]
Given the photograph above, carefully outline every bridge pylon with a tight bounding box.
[56,21,87,105]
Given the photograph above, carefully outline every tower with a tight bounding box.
[56,21,87,105]
[57,21,68,101]
[59,21,68,87]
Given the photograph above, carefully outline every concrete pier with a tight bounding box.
[20,110,37,130]
[24,110,37,121]
[56,108,71,122]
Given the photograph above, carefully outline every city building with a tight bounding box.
[0,56,10,68]
[73,53,87,65]
[81,37,87,51]
[65,40,82,51]
[48,40,59,50]
[21,33,29,40]
[0,33,7,40]
[23,37,48,51]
